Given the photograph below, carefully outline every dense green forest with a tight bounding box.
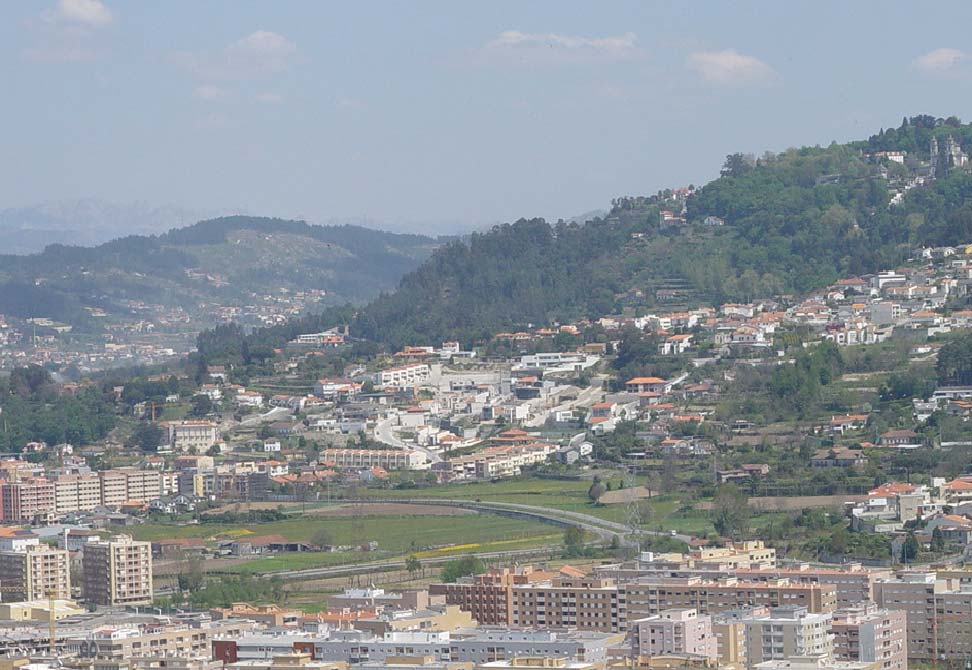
[0,366,116,451]
[0,217,439,326]
[194,116,972,358]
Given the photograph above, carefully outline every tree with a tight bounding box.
[828,525,849,555]
[631,499,655,529]
[405,555,422,578]
[937,331,972,384]
[189,394,214,418]
[176,556,206,592]
[712,484,751,539]
[9,365,54,397]
[194,357,208,385]
[564,525,585,551]
[588,482,606,503]
[439,556,486,583]
[660,453,678,493]
[720,152,754,178]
[131,422,164,451]
[311,528,333,549]
[931,526,946,553]
[901,532,920,563]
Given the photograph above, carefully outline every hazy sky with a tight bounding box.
[3,1,972,233]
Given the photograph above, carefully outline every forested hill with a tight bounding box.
[0,216,439,326]
[203,115,972,356]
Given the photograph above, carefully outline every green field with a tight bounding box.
[368,477,790,541]
[369,477,632,522]
[132,511,559,573]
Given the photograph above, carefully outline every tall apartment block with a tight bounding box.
[82,535,153,606]
[831,603,907,670]
[742,606,833,668]
[0,544,71,601]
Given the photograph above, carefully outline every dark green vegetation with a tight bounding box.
[716,341,847,422]
[166,568,284,608]
[0,216,438,327]
[200,116,972,354]
[439,556,487,583]
[0,365,116,451]
[937,330,972,384]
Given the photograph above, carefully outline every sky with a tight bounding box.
[3,1,972,235]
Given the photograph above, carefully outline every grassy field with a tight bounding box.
[369,477,792,541]
[225,533,563,576]
[369,477,633,523]
[131,511,558,569]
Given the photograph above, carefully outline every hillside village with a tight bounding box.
[8,122,972,670]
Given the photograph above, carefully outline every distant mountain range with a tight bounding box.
[0,199,234,254]
[0,216,441,327]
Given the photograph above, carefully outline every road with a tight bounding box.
[524,382,604,428]
[416,498,694,544]
[252,498,694,582]
[219,406,291,433]
[374,414,442,464]
[269,546,558,580]
[242,406,290,426]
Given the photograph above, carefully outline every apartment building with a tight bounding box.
[431,566,556,626]
[304,629,623,665]
[379,364,431,388]
[119,468,162,502]
[82,535,153,606]
[600,560,880,609]
[68,619,257,660]
[164,421,220,452]
[321,449,428,470]
[689,542,777,570]
[0,544,71,601]
[99,470,129,507]
[436,571,835,636]
[0,478,56,523]
[624,577,837,619]
[599,543,777,579]
[735,567,888,608]
[53,473,102,515]
[742,607,833,668]
[510,575,623,632]
[49,469,164,518]
[629,609,717,659]
[873,572,972,662]
[446,444,558,480]
[161,471,179,496]
[831,604,907,670]
[713,607,770,667]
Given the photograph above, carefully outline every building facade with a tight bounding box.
[82,535,154,606]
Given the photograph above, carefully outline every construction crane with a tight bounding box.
[0,585,61,656]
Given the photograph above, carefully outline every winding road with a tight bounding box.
[252,498,693,581]
[373,415,443,464]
